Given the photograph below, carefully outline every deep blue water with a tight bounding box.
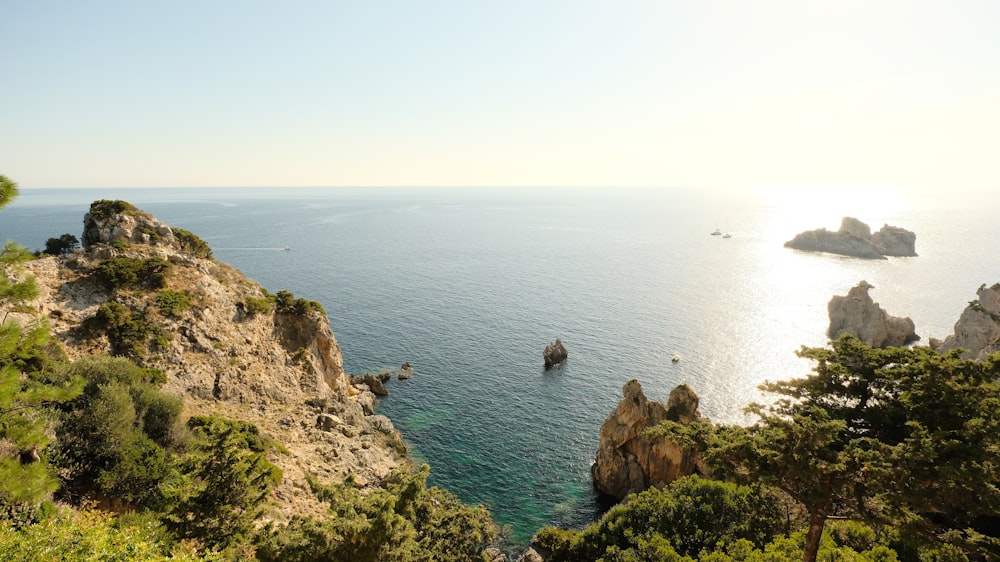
[3,186,997,541]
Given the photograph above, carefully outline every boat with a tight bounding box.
[711,228,722,236]
[671,354,681,362]
[722,232,732,239]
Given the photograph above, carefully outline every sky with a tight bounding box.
[2,0,999,193]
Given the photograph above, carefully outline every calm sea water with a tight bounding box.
[3,186,997,541]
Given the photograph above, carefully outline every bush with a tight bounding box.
[256,464,496,562]
[172,228,213,259]
[536,476,786,561]
[242,295,274,317]
[87,301,165,358]
[53,356,183,510]
[42,234,80,256]
[88,199,142,221]
[156,290,193,318]
[274,290,325,316]
[95,257,173,291]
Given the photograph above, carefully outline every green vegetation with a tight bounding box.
[43,233,80,256]
[173,228,213,259]
[275,289,325,316]
[88,199,143,221]
[86,301,167,358]
[243,294,275,317]
[95,256,173,291]
[157,290,194,318]
[255,464,497,562]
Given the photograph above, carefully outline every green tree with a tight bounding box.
[707,336,1000,561]
[0,175,17,210]
[256,464,497,562]
[164,416,281,552]
[43,234,80,256]
[53,356,181,509]
[535,475,785,561]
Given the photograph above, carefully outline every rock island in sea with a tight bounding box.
[784,216,917,259]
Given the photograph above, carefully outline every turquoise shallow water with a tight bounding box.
[3,186,997,542]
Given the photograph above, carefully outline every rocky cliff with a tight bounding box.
[785,217,917,259]
[9,201,405,522]
[931,283,1000,360]
[591,380,705,501]
[828,281,919,347]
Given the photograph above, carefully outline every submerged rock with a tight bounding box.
[785,217,916,259]
[933,283,1000,360]
[543,338,568,369]
[591,380,705,501]
[828,281,919,347]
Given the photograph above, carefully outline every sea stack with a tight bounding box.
[543,338,568,370]
[591,380,705,500]
[827,281,919,347]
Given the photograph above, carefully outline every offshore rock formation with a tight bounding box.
[543,338,568,369]
[932,283,1000,360]
[785,217,917,259]
[828,281,919,347]
[592,380,704,501]
[13,201,406,523]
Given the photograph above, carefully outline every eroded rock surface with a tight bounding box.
[932,283,1000,360]
[591,380,705,501]
[828,281,919,347]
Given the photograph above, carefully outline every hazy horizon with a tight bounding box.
[3,1,999,194]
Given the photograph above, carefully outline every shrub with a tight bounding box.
[42,234,80,256]
[53,356,182,510]
[88,199,142,221]
[274,290,325,316]
[242,295,274,317]
[95,257,173,291]
[87,301,166,358]
[156,290,193,318]
[172,228,213,259]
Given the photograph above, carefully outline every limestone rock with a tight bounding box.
[935,283,1000,360]
[82,200,176,249]
[591,380,704,501]
[517,548,544,562]
[785,217,916,259]
[484,547,506,562]
[828,281,919,347]
[543,338,568,369]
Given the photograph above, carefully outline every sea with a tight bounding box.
[2,186,997,542]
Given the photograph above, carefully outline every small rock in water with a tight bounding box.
[543,338,568,370]
[398,362,413,380]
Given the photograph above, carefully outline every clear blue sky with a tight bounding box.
[2,1,998,192]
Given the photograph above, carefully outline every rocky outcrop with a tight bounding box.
[828,281,919,347]
[932,283,1000,360]
[543,338,568,369]
[82,200,176,250]
[11,201,407,523]
[785,217,916,259]
[592,380,705,501]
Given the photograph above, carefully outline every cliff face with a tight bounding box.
[592,380,704,501]
[785,217,917,259]
[933,283,1000,360]
[11,203,404,522]
[828,281,919,348]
